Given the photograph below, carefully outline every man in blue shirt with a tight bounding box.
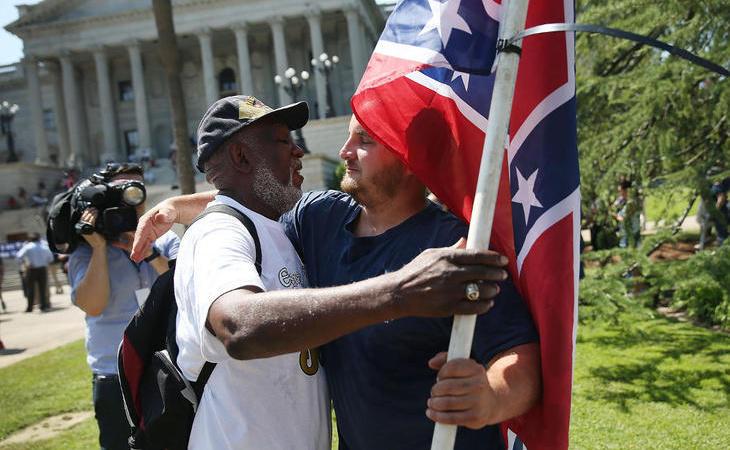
[68,163,179,450]
[132,115,540,449]
[279,117,538,449]
[16,232,54,312]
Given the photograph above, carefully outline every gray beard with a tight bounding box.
[252,163,302,216]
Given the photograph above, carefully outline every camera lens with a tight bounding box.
[122,185,145,206]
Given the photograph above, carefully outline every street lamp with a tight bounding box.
[274,67,310,153]
[0,101,20,163]
[310,52,339,118]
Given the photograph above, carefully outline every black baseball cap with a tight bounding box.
[195,95,309,172]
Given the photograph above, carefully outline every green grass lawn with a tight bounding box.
[0,340,92,443]
[0,419,98,450]
[571,307,730,449]
[1,313,728,449]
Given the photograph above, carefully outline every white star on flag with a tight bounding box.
[418,0,471,47]
[512,168,543,223]
[451,70,470,90]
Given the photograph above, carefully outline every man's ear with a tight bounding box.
[230,142,254,174]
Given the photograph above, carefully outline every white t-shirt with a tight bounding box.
[175,195,330,450]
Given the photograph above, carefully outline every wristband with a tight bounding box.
[144,247,161,263]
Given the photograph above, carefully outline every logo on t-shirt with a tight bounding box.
[278,267,303,288]
[299,348,319,375]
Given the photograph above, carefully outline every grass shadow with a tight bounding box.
[580,313,730,413]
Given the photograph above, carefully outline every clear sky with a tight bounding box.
[0,0,43,66]
[0,0,396,67]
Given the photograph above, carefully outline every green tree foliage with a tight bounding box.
[576,0,729,210]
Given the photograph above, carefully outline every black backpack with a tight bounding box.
[118,204,262,450]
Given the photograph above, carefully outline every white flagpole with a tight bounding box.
[430,0,530,449]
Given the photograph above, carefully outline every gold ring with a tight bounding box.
[465,282,480,301]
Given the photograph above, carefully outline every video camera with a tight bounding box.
[47,163,147,254]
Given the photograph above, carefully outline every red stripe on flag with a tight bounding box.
[504,213,576,449]
[511,1,569,133]
[358,51,431,92]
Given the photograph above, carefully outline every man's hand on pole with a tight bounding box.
[426,343,541,430]
[426,352,495,429]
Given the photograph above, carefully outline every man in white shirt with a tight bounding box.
[175,95,505,449]
[16,233,54,312]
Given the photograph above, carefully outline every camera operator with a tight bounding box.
[68,163,179,450]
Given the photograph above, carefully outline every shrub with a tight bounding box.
[581,241,730,329]
[579,276,630,324]
[673,275,728,324]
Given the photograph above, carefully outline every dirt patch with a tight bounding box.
[656,306,729,335]
[649,242,696,262]
[0,411,93,447]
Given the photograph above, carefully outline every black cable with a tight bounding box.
[505,23,729,77]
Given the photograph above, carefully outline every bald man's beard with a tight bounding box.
[341,160,405,206]
[252,162,302,217]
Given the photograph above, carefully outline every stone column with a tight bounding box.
[47,61,71,166]
[24,57,50,165]
[233,25,254,95]
[306,8,328,119]
[93,48,119,163]
[269,16,291,105]
[127,42,152,156]
[198,29,218,106]
[344,7,365,86]
[59,54,86,167]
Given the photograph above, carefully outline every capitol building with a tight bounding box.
[0,0,392,194]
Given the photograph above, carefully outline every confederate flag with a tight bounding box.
[351,1,580,449]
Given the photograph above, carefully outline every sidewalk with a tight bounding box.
[0,286,86,369]
[581,214,703,243]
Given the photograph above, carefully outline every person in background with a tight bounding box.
[613,180,641,248]
[68,163,179,450]
[17,187,28,208]
[16,232,54,312]
[0,258,7,313]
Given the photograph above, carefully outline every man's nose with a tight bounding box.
[292,142,305,157]
[339,140,355,161]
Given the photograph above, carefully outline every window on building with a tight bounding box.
[43,109,55,130]
[218,68,237,94]
[119,81,134,102]
[124,130,139,157]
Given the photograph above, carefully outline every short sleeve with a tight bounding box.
[156,231,180,260]
[68,245,92,304]
[471,279,539,364]
[187,215,264,362]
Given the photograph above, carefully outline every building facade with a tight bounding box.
[1,0,388,191]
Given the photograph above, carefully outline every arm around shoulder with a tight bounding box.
[206,244,507,360]
[131,191,215,262]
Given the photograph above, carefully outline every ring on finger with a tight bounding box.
[465,282,480,301]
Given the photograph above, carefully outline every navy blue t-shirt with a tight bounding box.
[281,191,538,450]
